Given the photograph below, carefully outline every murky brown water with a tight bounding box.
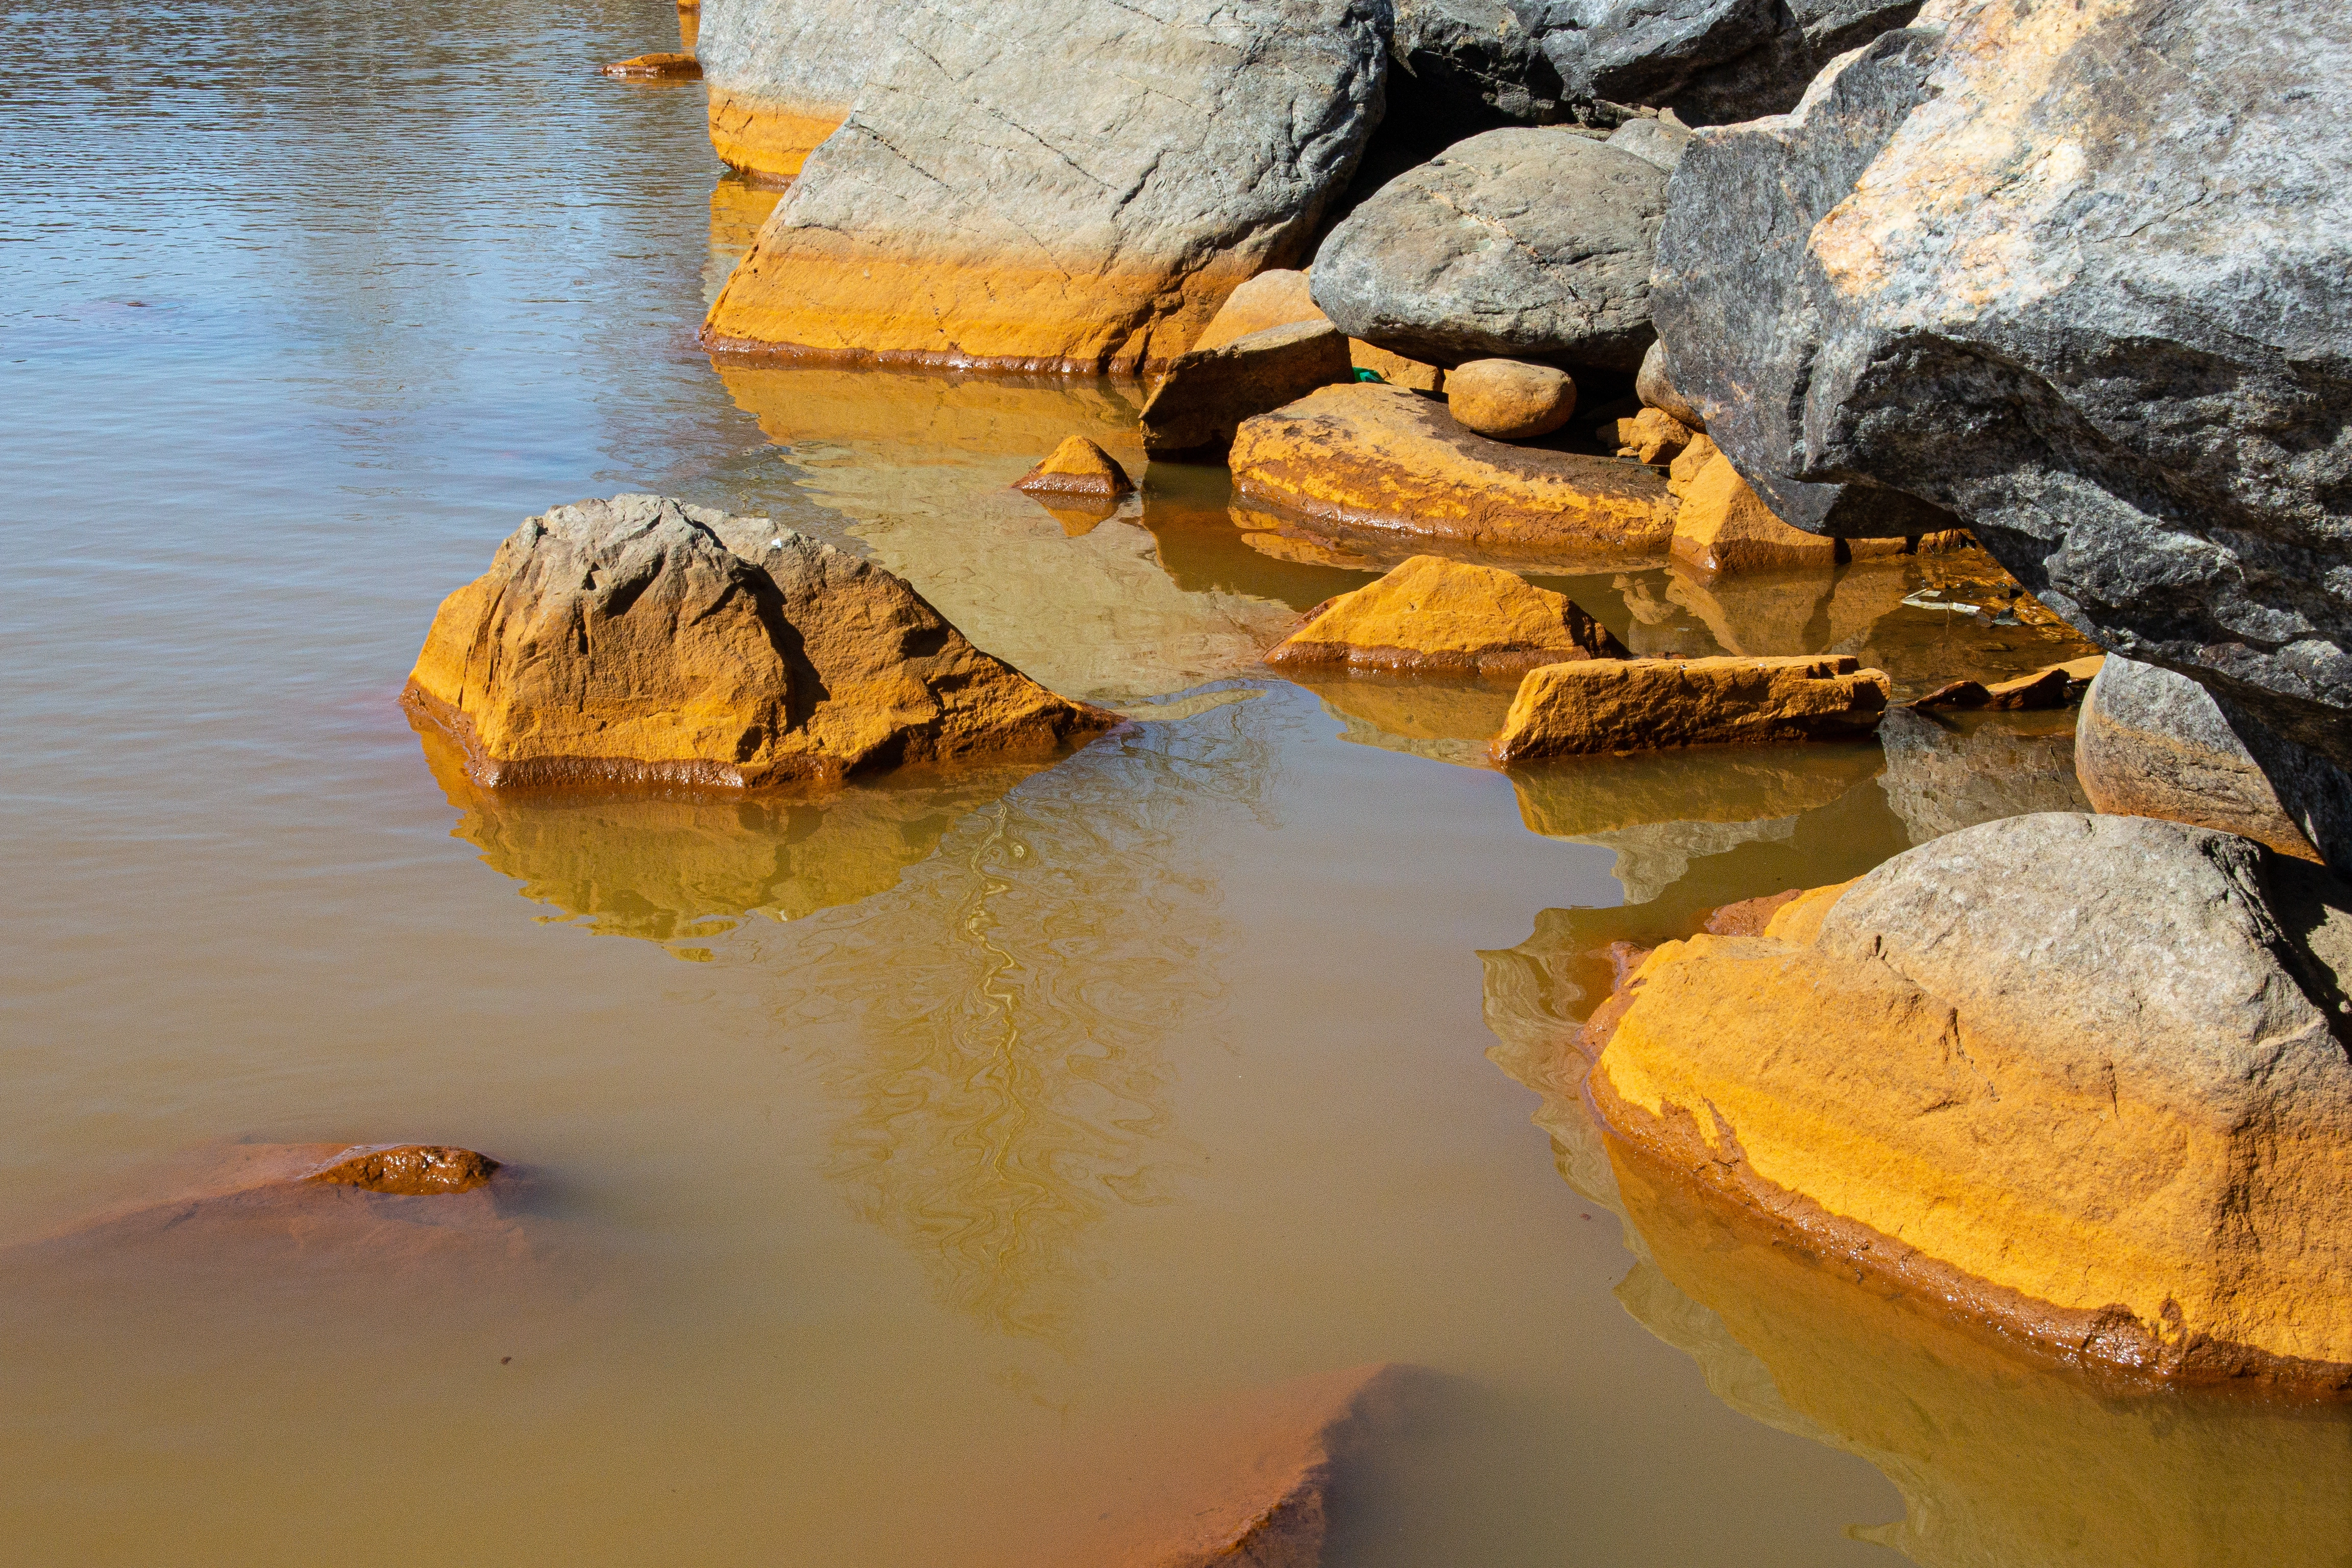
[5,2,2344,1563]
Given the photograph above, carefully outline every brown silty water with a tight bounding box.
[3,2,2344,1563]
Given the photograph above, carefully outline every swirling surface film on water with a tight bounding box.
[4,2,2344,1564]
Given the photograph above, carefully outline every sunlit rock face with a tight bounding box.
[694,0,917,182]
[1653,0,2352,800]
[702,0,1388,374]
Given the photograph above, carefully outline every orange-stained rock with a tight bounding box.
[600,52,700,79]
[1492,654,1891,760]
[694,0,917,181]
[1446,358,1577,440]
[1584,813,2352,1386]
[1611,406,1695,464]
[1229,382,1675,559]
[1191,270,1445,391]
[1266,554,1625,676]
[700,5,1386,372]
[1014,435,1135,499]
[1915,655,2103,712]
[705,87,847,183]
[304,1145,501,1195]
[1140,321,1355,454]
[403,494,1116,790]
[1670,450,1839,573]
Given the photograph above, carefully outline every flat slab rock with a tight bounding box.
[1585,812,2352,1386]
[404,494,1115,790]
[702,0,1387,373]
[1494,654,1892,760]
[1266,553,1626,676]
[1229,382,1674,559]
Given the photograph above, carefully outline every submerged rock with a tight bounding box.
[304,1144,501,1195]
[1311,128,1670,372]
[2077,655,2322,863]
[1265,553,1626,676]
[1874,706,2089,845]
[1585,813,2352,1386]
[1494,654,1891,760]
[601,52,701,79]
[1140,320,1356,454]
[1446,358,1577,440]
[695,0,918,180]
[1654,0,2352,790]
[403,495,1116,790]
[1527,0,1923,125]
[1013,436,1135,500]
[1229,382,1675,557]
[1669,449,1836,575]
[701,0,1387,373]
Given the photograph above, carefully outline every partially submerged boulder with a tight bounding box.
[1446,358,1576,440]
[1188,269,1447,391]
[1014,436,1134,500]
[1915,656,2102,714]
[695,0,918,181]
[1493,654,1891,760]
[1584,813,2352,1385]
[403,495,1116,789]
[1229,382,1675,557]
[1528,0,1923,125]
[601,52,701,79]
[702,0,1388,373]
[2077,656,2323,863]
[1265,553,1627,676]
[304,1145,501,1195]
[1139,320,1355,454]
[1310,128,1671,372]
[1652,0,2352,787]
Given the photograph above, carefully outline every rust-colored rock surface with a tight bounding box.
[1229,382,1675,558]
[1670,450,1837,574]
[403,494,1116,790]
[1265,554,1627,677]
[1584,813,2352,1386]
[1494,654,1891,760]
[1446,358,1577,440]
[1611,406,1695,464]
[1915,655,2102,713]
[1189,268,1446,391]
[600,52,700,79]
[695,0,917,181]
[304,1144,501,1195]
[1140,320,1355,454]
[1014,435,1134,499]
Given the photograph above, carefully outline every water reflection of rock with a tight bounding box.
[420,725,1045,953]
[760,697,1275,1343]
[1875,706,2090,846]
[708,362,1293,702]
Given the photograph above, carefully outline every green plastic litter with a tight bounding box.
[1353,368,1385,383]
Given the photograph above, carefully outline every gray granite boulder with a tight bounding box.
[1522,0,1923,124]
[1311,128,1670,371]
[1388,0,1568,136]
[1605,114,1693,171]
[1653,0,2352,800]
[695,0,922,181]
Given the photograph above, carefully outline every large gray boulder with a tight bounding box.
[1650,28,1959,537]
[1310,128,1670,371]
[2077,656,2339,865]
[1388,0,1567,135]
[1521,0,1923,124]
[1652,0,2352,801]
[695,0,921,182]
[702,0,1389,374]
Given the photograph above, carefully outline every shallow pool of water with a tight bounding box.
[5,3,2344,1564]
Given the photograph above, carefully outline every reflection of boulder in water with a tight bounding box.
[1508,744,1884,904]
[762,698,1277,1343]
[421,725,1044,947]
[1876,706,2090,846]
[1296,674,1515,770]
[1604,1137,2352,1568]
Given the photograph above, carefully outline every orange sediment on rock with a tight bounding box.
[1492,654,1891,760]
[706,87,848,183]
[1265,553,1626,676]
[1228,382,1675,557]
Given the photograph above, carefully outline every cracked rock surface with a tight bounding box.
[1522,0,1922,123]
[694,0,920,180]
[702,0,1387,374]
[1311,128,1669,371]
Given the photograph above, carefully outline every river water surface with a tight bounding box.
[5,3,2346,1564]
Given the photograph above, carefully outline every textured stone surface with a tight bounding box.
[1265,553,1626,676]
[702,0,1388,373]
[1634,337,1703,429]
[304,1145,501,1196]
[1612,407,1695,464]
[1140,321,1356,454]
[1914,655,2101,713]
[1589,813,2352,1384]
[1655,0,2352,788]
[1875,706,2088,845]
[1650,29,1961,539]
[695,0,918,180]
[1604,114,1693,170]
[1447,358,1576,439]
[1229,381,1674,556]
[1014,435,1134,499]
[1670,451,1837,574]
[1311,129,1670,372]
[2078,656,2321,863]
[1525,0,1923,124]
[403,494,1115,789]
[1388,0,1568,135]
[1494,654,1891,759]
[1188,269,1447,390]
